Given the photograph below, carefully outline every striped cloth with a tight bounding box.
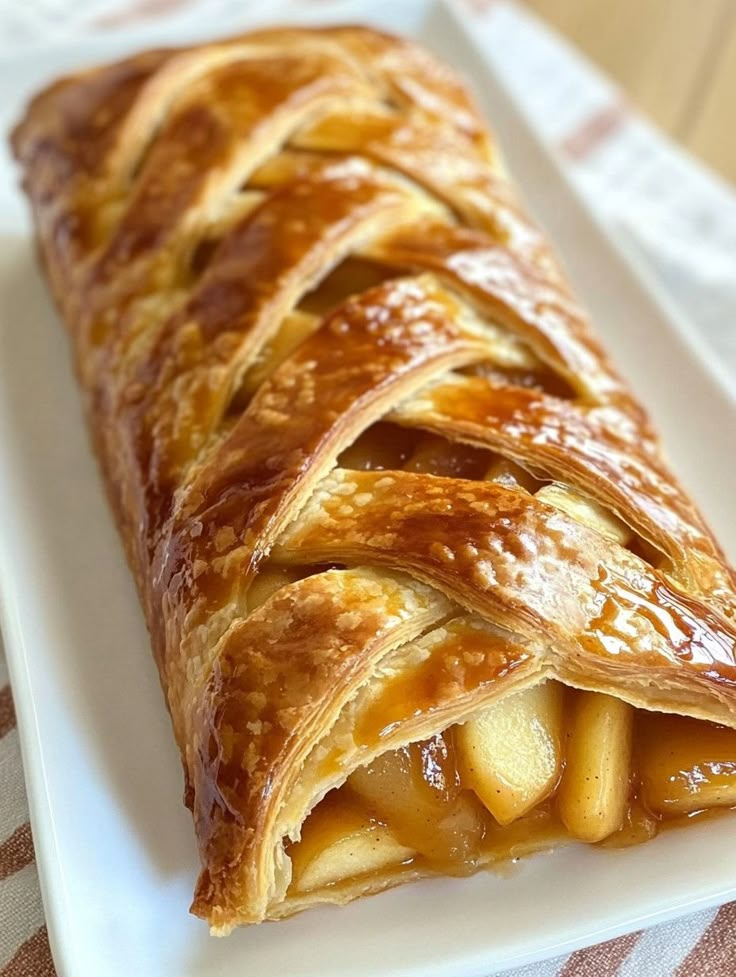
[0,658,55,976]
[1,1,736,975]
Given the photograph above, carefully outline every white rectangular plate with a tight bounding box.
[1,3,735,976]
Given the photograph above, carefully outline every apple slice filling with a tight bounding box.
[281,428,736,896]
[288,690,736,895]
[456,681,565,825]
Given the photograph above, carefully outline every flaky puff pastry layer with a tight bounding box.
[11,25,736,931]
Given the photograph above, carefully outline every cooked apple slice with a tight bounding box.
[484,457,539,492]
[456,682,564,825]
[348,734,485,867]
[290,793,414,894]
[599,798,658,848]
[535,484,631,545]
[239,310,319,397]
[248,565,300,611]
[558,691,633,842]
[337,422,415,471]
[638,713,736,816]
[405,434,489,479]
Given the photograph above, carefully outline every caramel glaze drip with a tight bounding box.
[354,622,531,744]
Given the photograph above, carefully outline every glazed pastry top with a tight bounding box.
[11,25,736,929]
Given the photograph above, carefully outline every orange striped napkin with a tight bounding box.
[0,657,55,976]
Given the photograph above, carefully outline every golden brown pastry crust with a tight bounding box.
[11,25,736,931]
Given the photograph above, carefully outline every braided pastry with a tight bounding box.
[11,25,736,932]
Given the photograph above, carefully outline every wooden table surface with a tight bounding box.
[522,0,736,185]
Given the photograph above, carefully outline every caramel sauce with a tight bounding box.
[585,566,736,685]
[481,801,565,862]
[598,796,658,848]
[354,623,530,744]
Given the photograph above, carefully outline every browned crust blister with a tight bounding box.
[10,25,736,930]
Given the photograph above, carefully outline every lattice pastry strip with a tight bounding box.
[11,24,736,933]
